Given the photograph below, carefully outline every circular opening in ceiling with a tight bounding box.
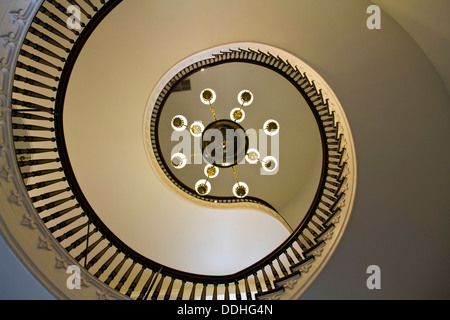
[64,40,355,280]
[64,46,317,276]
[153,60,323,234]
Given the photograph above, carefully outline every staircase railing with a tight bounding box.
[5,0,354,300]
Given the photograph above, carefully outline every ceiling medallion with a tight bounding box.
[170,88,280,198]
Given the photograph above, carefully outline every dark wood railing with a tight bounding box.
[10,0,348,300]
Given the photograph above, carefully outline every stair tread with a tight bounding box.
[255,285,284,300]
[273,270,301,288]
[290,256,315,272]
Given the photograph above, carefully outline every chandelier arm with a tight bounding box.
[184,152,202,159]
[232,166,240,186]
[208,101,218,121]
[246,130,260,136]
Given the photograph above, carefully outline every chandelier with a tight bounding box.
[169,88,280,198]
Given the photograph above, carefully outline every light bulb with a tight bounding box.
[190,121,204,137]
[171,115,187,131]
[195,179,212,195]
[261,156,278,173]
[200,88,217,105]
[230,108,245,123]
[263,119,280,136]
[170,153,187,169]
[204,164,219,179]
[246,149,260,164]
[237,90,253,106]
[233,182,249,198]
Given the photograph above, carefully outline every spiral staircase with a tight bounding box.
[14,0,450,300]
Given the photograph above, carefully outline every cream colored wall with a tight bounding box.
[373,0,450,94]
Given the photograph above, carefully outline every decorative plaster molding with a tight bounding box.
[0,0,127,300]
[0,0,38,108]
[297,260,314,274]
[258,289,284,301]
[21,213,38,229]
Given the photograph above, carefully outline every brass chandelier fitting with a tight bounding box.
[170,88,280,198]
